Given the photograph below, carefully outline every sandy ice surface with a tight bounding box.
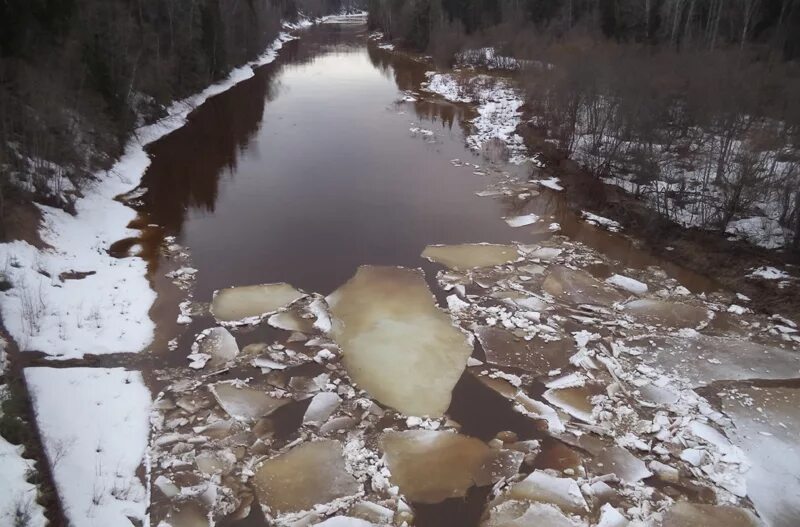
[25,367,151,527]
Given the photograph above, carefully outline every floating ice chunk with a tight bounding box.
[622,299,709,328]
[649,460,679,483]
[24,367,150,527]
[543,387,595,423]
[268,309,314,332]
[209,381,289,421]
[211,283,305,323]
[662,502,763,527]
[314,517,376,526]
[159,501,210,527]
[304,392,342,426]
[519,246,562,260]
[253,440,360,515]
[605,274,648,295]
[581,211,622,232]
[382,430,514,503]
[476,326,571,374]
[482,500,581,527]
[507,470,588,513]
[505,214,540,227]
[538,177,564,191]
[543,266,624,305]
[748,266,791,280]
[680,448,707,467]
[422,244,520,270]
[597,503,629,527]
[349,501,394,524]
[327,266,472,416]
[188,327,238,369]
[591,446,652,483]
[514,393,566,433]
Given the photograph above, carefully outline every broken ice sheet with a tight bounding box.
[721,385,800,527]
[24,367,150,527]
[476,326,571,375]
[542,266,624,305]
[381,430,521,503]
[188,327,238,369]
[662,502,763,527]
[210,283,305,323]
[621,299,709,328]
[589,446,652,483]
[303,392,342,426]
[542,387,595,423]
[252,439,360,515]
[625,334,800,386]
[326,266,472,416]
[505,470,588,514]
[422,243,520,270]
[210,381,289,421]
[482,500,582,527]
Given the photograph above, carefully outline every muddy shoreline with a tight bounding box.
[516,117,800,320]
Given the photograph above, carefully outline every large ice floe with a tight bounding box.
[326,266,473,417]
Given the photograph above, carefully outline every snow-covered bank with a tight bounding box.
[0,32,297,358]
[422,73,531,164]
[25,367,151,527]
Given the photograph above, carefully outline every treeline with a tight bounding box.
[368,0,800,249]
[368,0,800,58]
[0,0,351,238]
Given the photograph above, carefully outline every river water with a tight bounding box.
[116,21,799,527]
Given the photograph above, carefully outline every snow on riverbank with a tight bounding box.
[0,436,47,527]
[25,367,151,527]
[422,73,530,163]
[0,32,297,358]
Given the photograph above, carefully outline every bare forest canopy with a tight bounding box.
[0,0,355,235]
[369,0,800,249]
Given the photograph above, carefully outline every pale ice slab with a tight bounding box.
[382,430,521,503]
[626,334,800,386]
[721,385,800,527]
[505,214,540,228]
[597,504,629,527]
[314,517,375,526]
[482,500,582,527]
[542,387,595,423]
[662,502,763,527]
[210,381,289,421]
[303,392,342,426]
[422,244,519,270]
[543,266,624,305]
[0,437,47,527]
[590,446,652,483]
[326,266,472,417]
[211,283,305,323]
[506,470,588,514]
[748,266,791,280]
[605,274,648,295]
[581,211,622,232]
[253,439,360,515]
[24,367,151,527]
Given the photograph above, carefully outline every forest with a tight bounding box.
[369,0,800,249]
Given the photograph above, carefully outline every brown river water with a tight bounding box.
[104,21,796,527]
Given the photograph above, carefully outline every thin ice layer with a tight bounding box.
[542,266,624,305]
[506,470,588,514]
[476,326,571,375]
[326,266,473,416]
[24,367,151,527]
[252,440,360,515]
[721,385,800,527]
[211,283,305,323]
[381,430,521,504]
[662,502,762,527]
[422,244,519,270]
[622,299,709,328]
[482,500,582,527]
[626,334,800,386]
[210,381,289,421]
